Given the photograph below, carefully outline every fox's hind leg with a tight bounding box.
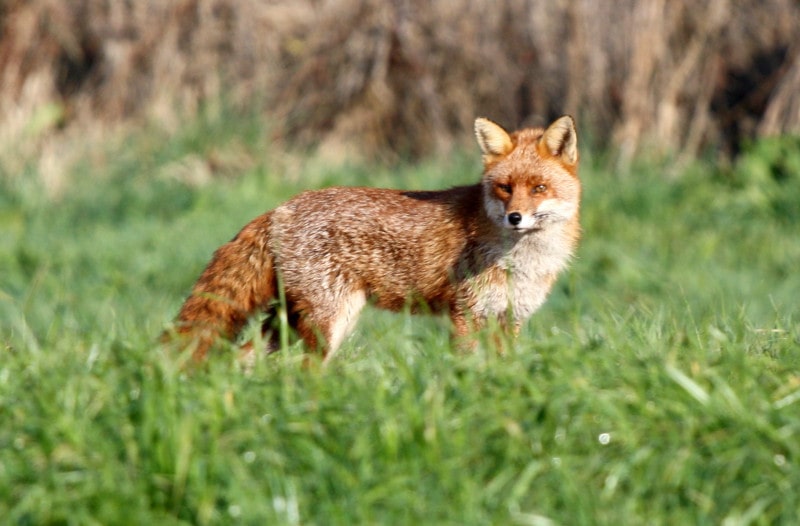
[254,308,300,354]
[293,289,367,362]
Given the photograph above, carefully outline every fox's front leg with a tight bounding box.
[449,307,485,353]
[449,307,520,355]
[493,317,521,355]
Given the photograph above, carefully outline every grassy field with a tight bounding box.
[1,114,799,525]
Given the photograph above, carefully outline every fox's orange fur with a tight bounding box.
[172,116,581,361]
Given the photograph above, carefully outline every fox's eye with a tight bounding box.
[534,184,547,194]
[496,183,512,194]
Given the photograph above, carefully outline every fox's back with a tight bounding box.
[269,185,485,309]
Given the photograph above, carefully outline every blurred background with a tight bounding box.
[1,0,799,188]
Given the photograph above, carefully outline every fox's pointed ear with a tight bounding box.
[475,118,513,159]
[542,115,578,165]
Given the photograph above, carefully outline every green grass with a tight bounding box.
[1,114,799,525]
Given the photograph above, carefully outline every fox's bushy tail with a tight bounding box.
[171,213,277,360]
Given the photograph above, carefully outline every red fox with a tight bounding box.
[171,116,581,362]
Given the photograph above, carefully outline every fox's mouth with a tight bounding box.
[509,224,544,233]
[502,220,542,233]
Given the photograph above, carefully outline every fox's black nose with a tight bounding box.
[507,212,522,226]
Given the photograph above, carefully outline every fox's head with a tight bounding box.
[475,116,580,233]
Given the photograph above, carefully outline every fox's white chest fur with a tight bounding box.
[470,224,574,322]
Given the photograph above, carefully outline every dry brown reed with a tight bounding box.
[1,0,798,185]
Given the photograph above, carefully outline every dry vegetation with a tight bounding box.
[1,0,799,185]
